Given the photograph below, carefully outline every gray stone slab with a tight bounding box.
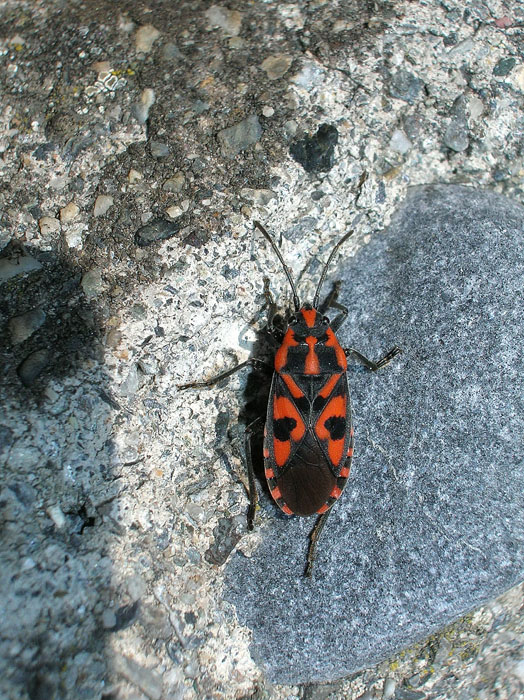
[224,185,524,684]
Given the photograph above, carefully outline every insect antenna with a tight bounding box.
[254,221,300,311]
[312,229,354,309]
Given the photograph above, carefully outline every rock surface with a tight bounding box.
[224,185,524,684]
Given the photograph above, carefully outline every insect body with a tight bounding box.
[178,221,400,576]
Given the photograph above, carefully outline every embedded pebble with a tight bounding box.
[261,54,293,80]
[38,216,60,235]
[133,88,156,124]
[493,57,516,77]
[63,223,86,249]
[93,195,114,217]
[17,349,49,386]
[161,42,183,61]
[382,678,396,699]
[289,123,339,172]
[59,202,79,223]
[113,654,162,700]
[389,69,424,103]
[163,173,185,192]
[135,24,160,53]
[389,129,412,154]
[46,504,66,530]
[135,218,181,247]
[205,6,242,36]
[150,141,170,158]
[8,308,46,344]
[128,168,143,183]
[217,114,262,156]
[444,119,470,152]
[165,206,184,219]
[81,268,105,299]
[240,188,275,205]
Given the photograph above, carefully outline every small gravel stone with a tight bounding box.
[120,364,140,396]
[289,123,339,173]
[163,173,185,192]
[382,678,396,699]
[262,105,274,117]
[102,609,117,629]
[17,349,49,386]
[240,188,275,205]
[81,268,105,299]
[204,517,243,565]
[493,57,516,77]
[93,195,114,217]
[63,223,86,249]
[218,114,262,156]
[444,119,469,152]
[205,5,242,36]
[8,308,46,344]
[59,202,79,223]
[133,88,156,124]
[161,42,183,61]
[165,206,184,219]
[261,54,293,80]
[390,129,412,154]
[134,218,181,247]
[38,216,60,235]
[150,141,170,158]
[114,601,139,631]
[512,659,524,683]
[389,69,424,104]
[128,168,143,183]
[46,504,66,530]
[113,654,162,700]
[135,24,160,53]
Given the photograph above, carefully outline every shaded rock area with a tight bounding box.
[225,185,524,683]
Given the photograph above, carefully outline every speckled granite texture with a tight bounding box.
[225,185,524,684]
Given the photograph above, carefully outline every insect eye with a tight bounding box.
[322,316,329,325]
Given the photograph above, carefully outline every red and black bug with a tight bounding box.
[178,221,400,576]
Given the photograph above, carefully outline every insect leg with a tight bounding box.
[318,281,348,332]
[305,510,331,577]
[244,416,263,530]
[177,358,271,389]
[344,346,402,371]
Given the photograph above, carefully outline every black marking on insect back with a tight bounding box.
[313,394,328,413]
[293,396,310,415]
[273,416,297,441]
[324,416,346,441]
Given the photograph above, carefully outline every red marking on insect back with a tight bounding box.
[319,373,341,398]
[330,485,342,499]
[263,447,270,459]
[339,465,350,478]
[315,395,347,466]
[346,446,354,457]
[301,308,317,328]
[272,485,283,499]
[275,328,299,371]
[281,504,293,515]
[304,336,320,375]
[265,466,274,478]
[326,328,347,370]
[281,373,305,398]
[317,503,329,514]
[273,439,290,467]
